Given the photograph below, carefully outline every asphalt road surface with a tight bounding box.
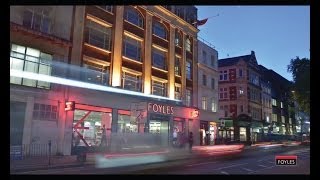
[134,146,310,174]
[15,146,310,174]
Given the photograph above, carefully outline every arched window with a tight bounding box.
[153,22,167,39]
[124,8,144,28]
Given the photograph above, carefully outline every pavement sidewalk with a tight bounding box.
[10,141,302,173]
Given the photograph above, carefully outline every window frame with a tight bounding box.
[152,21,167,39]
[124,7,144,28]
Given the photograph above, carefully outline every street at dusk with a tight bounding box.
[10,5,310,175]
[12,144,309,174]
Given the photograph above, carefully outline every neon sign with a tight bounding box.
[65,101,75,111]
[191,109,199,118]
[148,103,174,115]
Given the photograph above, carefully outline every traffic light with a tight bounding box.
[65,101,75,111]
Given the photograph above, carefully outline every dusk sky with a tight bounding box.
[196,6,310,81]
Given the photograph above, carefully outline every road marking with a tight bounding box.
[220,171,229,175]
[258,164,268,168]
[242,168,253,172]
[216,163,248,170]
[248,165,275,174]
[187,161,218,167]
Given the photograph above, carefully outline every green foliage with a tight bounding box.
[287,57,310,115]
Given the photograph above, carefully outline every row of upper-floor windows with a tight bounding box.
[17,6,194,53]
[9,43,194,103]
[201,96,217,112]
[85,18,193,77]
[219,69,244,81]
[202,51,217,68]
[201,74,216,90]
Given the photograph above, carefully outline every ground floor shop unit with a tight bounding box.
[10,85,200,156]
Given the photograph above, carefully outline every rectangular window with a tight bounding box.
[186,38,191,52]
[272,114,277,122]
[211,78,215,89]
[186,60,192,80]
[23,8,51,34]
[118,114,138,133]
[272,99,277,106]
[122,71,141,92]
[174,56,181,76]
[239,87,244,95]
[152,48,167,70]
[152,80,167,97]
[202,97,207,110]
[281,116,285,123]
[223,70,228,80]
[219,88,228,99]
[211,55,215,67]
[224,105,228,117]
[202,51,207,64]
[186,89,192,107]
[224,88,228,99]
[202,74,207,86]
[220,70,228,81]
[98,6,113,13]
[123,35,141,61]
[280,102,283,108]
[239,69,243,77]
[86,19,112,50]
[33,103,57,121]
[211,98,217,112]
[240,105,243,112]
[83,62,110,86]
[10,44,52,89]
[174,84,181,100]
[219,88,223,100]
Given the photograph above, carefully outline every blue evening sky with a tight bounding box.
[196,6,310,81]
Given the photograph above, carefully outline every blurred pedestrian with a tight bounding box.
[188,132,193,152]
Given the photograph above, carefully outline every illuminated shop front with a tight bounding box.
[70,101,199,153]
[217,119,234,144]
[200,122,218,146]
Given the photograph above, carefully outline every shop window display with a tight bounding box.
[72,110,112,149]
[118,114,138,133]
[240,127,246,141]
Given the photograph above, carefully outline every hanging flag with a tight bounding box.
[194,18,208,27]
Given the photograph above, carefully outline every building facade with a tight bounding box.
[10,5,201,156]
[261,69,293,135]
[10,6,74,155]
[218,51,263,144]
[197,40,219,145]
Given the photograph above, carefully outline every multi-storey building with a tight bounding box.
[261,69,293,135]
[10,5,200,156]
[259,65,272,135]
[10,6,74,155]
[218,51,263,144]
[197,40,219,145]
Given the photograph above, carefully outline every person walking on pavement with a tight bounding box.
[188,132,193,152]
[100,124,107,151]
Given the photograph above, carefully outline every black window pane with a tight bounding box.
[46,105,51,111]
[33,111,39,119]
[23,10,33,28]
[40,104,45,111]
[45,112,51,119]
[34,103,39,110]
[40,111,45,119]
[51,112,57,120]
[52,106,57,112]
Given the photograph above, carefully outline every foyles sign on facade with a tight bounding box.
[148,103,174,115]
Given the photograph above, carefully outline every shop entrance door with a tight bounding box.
[149,120,169,147]
[10,101,26,146]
